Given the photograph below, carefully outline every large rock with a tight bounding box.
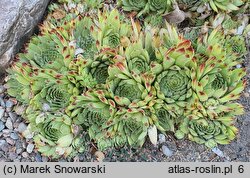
[0,0,50,74]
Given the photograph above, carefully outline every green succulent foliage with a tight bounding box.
[97,9,131,48]
[6,6,247,156]
[151,40,195,112]
[144,15,165,27]
[224,35,247,58]
[207,0,245,13]
[88,57,112,85]
[188,29,246,119]
[149,103,178,132]
[118,0,173,17]
[107,57,155,108]
[175,114,238,148]
[30,112,85,158]
[6,60,33,104]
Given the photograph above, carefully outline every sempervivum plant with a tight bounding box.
[29,112,86,158]
[175,114,238,148]
[6,6,247,157]
[188,29,247,119]
[118,0,173,17]
[177,0,248,28]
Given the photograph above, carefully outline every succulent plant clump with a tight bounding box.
[5,4,247,158]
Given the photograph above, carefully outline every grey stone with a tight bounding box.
[35,153,42,162]
[6,138,15,145]
[10,132,19,140]
[0,108,4,119]
[212,147,225,158]
[0,140,6,147]
[17,122,27,133]
[16,148,23,154]
[5,100,14,108]
[26,143,34,153]
[8,152,18,160]
[21,152,29,158]
[0,98,5,107]
[0,142,9,152]
[0,120,4,131]
[14,105,26,115]
[0,85,4,94]
[158,134,166,144]
[162,145,174,157]
[42,103,51,112]
[0,0,50,69]
[5,118,13,130]
[8,112,17,122]
[42,156,48,162]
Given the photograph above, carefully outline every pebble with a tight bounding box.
[0,98,5,107]
[15,105,26,115]
[35,153,42,162]
[0,108,4,119]
[158,134,166,144]
[0,140,6,147]
[6,138,15,146]
[10,132,19,140]
[42,103,51,112]
[162,145,174,157]
[236,64,242,69]
[1,143,9,152]
[26,143,34,153]
[22,152,29,158]
[5,118,13,130]
[5,100,14,108]
[0,121,4,131]
[42,156,48,162]
[0,85,5,94]
[8,152,18,160]
[16,148,23,154]
[17,122,27,133]
[212,147,225,158]
[9,112,17,122]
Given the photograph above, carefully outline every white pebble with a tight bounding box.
[162,145,173,157]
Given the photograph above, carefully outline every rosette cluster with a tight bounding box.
[6,7,246,158]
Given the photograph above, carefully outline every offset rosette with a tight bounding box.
[191,44,246,118]
[125,41,150,74]
[32,112,85,158]
[88,58,112,85]
[224,35,247,59]
[148,0,172,14]
[119,0,147,12]
[29,69,75,111]
[119,0,172,16]
[74,17,97,59]
[98,9,131,49]
[175,114,238,148]
[152,40,194,111]
[108,57,155,108]
[107,108,149,147]
[148,102,179,132]
[6,59,33,104]
[24,33,63,69]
